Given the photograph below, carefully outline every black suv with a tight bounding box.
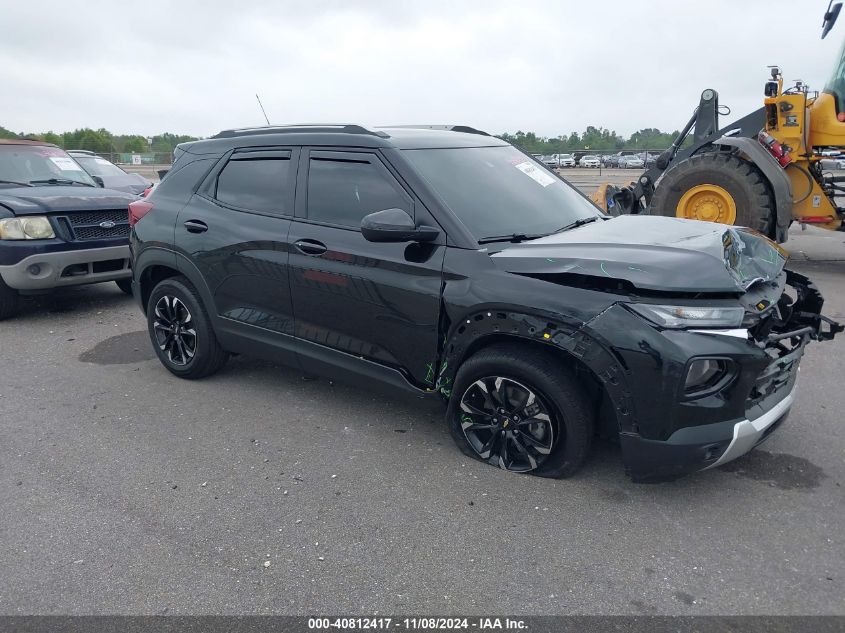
[129,125,840,482]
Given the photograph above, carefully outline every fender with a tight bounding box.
[434,307,636,434]
[133,245,217,320]
[714,135,794,242]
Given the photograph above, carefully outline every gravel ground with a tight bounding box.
[1,209,843,615]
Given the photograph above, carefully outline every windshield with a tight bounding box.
[403,145,600,240]
[73,155,126,177]
[0,145,96,186]
[825,37,845,108]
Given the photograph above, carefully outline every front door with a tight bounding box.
[288,149,444,387]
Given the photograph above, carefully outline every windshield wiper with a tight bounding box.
[29,178,95,187]
[0,179,33,187]
[478,232,550,245]
[554,216,601,233]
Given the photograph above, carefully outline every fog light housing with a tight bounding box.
[685,358,730,395]
[27,264,41,275]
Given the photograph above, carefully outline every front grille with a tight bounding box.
[747,344,803,409]
[63,209,130,241]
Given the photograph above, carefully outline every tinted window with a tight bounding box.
[307,157,409,228]
[216,158,290,213]
[73,156,126,177]
[403,146,599,240]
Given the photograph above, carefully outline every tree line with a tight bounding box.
[497,126,680,153]
[1,124,681,155]
[0,126,197,154]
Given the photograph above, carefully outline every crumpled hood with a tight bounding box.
[0,186,136,216]
[491,215,787,293]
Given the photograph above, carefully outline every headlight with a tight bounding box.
[0,217,55,240]
[628,304,744,329]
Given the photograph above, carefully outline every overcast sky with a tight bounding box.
[2,0,841,139]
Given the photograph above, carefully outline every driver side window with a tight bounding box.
[306,155,410,229]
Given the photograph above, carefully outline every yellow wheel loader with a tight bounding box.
[592,1,845,243]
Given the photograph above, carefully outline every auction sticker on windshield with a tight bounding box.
[49,156,80,171]
[514,161,556,187]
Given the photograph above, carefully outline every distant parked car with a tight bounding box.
[68,150,152,196]
[643,152,661,168]
[540,155,559,169]
[579,155,600,168]
[555,153,575,168]
[618,155,644,169]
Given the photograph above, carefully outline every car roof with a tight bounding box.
[0,138,58,148]
[179,124,509,154]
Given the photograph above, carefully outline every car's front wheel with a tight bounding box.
[0,276,20,320]
[447,344,594,478]
[147,276,228,379]
[115,278,133,295]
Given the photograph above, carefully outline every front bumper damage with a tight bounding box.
[601,270,842,482]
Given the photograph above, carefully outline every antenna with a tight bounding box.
[255,93,271,125]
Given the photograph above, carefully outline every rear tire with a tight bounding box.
[446,343,594,478]
[648,152,775,236]
[147,276,228,379]
[115,278,133,295]
[0,276,20,321]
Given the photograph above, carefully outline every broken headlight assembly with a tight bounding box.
[628,304,745,329]
[0,216,55,240]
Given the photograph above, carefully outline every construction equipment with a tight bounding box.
[592,1,845,242]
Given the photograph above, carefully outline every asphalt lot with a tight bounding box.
[1,172,844,615]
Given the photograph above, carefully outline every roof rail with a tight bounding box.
[66,149,95,155]
[211,124,389,139]
[380,125,491,137]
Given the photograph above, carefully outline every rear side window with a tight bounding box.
[216,156,291,214]
[306,156,409,228]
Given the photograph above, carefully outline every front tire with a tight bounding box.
[0,276,20,320]
[147,276,228,379]
[115,278,133,295]
[648,152,775,235]
[446,344,594,478]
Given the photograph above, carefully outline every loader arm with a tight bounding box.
[594,90,765,216]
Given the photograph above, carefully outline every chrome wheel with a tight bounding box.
[459,376,556,472]
[153,295,197,366]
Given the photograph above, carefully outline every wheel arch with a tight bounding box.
[135,248,216,317]
[437,309,636,436]
[712,136,793,242]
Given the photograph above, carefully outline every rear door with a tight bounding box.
[288,148,445,387]
[175,147,299,361]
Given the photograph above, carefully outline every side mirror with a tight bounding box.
[361,208,439,243]
[92,175,105,187]
[823,1,842,39]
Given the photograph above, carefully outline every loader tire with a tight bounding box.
[648,153,775,236]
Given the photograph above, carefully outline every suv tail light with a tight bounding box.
[128,199,154,227]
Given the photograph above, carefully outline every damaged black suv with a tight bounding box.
[129,124,841,482]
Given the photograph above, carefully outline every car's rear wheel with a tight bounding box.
[447,344,594,478]
[115,278,133,295]
[147,276,228,379]
[0,276,20,320]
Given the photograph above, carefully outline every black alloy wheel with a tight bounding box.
[459,376,555,472]
[447,344,594,478]
[146,276,228,379]
[152,295,197,366]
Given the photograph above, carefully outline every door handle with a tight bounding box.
[183,220,208,234]
[294,239,327,256]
